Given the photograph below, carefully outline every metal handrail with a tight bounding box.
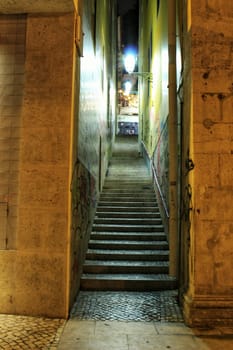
[141,141,169,218]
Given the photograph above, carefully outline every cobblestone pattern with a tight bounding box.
[71,291,183,322]
[0,315,65,350]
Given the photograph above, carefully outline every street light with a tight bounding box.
[124,81,132,95]
[124,53,136,74]
[123,53,153,82]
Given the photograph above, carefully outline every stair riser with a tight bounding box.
[101,190,154,194]
[96,207,160,212]
[86,253,169,261]
[98,202,158,207]
[91,233,167,241]
[100,198,156,202]
[92,225,164,232]
[103,185,152,190]
[94,219,162,225]
[100,194,155,198]
[83,265,169,274]
[99,196,157,204]
[81,279,177,291]
[95,212,161,218]
[88,243,169,250]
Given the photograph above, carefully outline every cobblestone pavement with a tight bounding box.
[70,290,183,322]
[0,315,65,350]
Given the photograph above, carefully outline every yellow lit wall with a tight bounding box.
[139,0,169,212]
[182,0,233,326]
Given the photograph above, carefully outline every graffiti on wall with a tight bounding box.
[69,158,97,289]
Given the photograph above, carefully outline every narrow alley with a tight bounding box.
[0,0,233,348]
[0,137,232,349]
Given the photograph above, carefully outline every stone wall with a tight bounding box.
[0,13,75,318]
[183,0,233,326]
[0,15,26,250]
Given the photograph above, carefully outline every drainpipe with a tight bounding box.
[168,0,178,278]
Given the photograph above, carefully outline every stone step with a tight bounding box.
[88,240,169,250]
[83,260,169,274]
[81,274,177,291]
[103,181,152,188]
[95,211,161,218]
[80,141,174,292]
[96,206,160,212]
[98,201,158,207]
[101,188,153,194]
[86,249,169,261]
[100,192,155,198]
[94,218,162,225]
[99,196,156,202]
[92,224,164,232]
[91,231,166,241]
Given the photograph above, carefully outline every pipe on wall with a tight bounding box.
[168,0,179,278]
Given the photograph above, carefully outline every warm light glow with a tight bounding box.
[124,81,132,95]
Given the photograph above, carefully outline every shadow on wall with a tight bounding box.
[69,158,98,304]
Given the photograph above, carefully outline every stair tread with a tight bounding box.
[96,211,159,214]
[80,140,173,291]
[94,218,161,222]
[81,273,176,281]
[92,230,166,237]
[90,234,166,242]
[84,260,169,266]
[87,249,169,254]
[92,224,164,232]
[97,206,159,210]
[93,224,163,228]
[89,240,168,244]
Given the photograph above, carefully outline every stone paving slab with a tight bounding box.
[0,315,65,349]
[57,320,233,350]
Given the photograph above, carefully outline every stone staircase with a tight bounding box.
[80,136,177,291]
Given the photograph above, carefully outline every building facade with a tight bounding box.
[0,0,232,326]
[139,0,233,326]
[0,0,117,318]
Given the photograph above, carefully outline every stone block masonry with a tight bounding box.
[0,15,26,250]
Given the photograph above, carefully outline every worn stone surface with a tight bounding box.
[70,291,183,322]
[0,15,26,250]
[0,13,75,318]
[57,318,233,350]
[0,0,75,14]
[183,0,233,326]
[15,13,75,318]
[0,314,65,349]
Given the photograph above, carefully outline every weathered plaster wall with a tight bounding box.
[183,0,233,326]
[0,13,75,318]
[78,0,116,183]
[69,0,117,309]
[139,0,169,227]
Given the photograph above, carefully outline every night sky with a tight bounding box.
[117,0,138,15]
[118,0,139,52]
